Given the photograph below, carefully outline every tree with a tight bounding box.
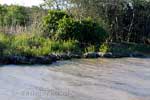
[0,5,7,26]
[41,10,69,37]
[41,0,69,10]
[4,5,29,26]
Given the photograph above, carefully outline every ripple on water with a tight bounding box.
[0,58,150,100]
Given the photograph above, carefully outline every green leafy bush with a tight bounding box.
[56,17,108,45]
[0,33,10,55]
[56,17,80,40]
[79,18,108,44]
[42,10,69,37]
[99,43,110,53]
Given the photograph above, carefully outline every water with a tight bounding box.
[0,58,150,100]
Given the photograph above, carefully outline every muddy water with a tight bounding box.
[0,58,150,100]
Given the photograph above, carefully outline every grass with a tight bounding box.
[99,43,110,53]
[84,45,96,52]
[0,33,79,57]
[0,32,150,57]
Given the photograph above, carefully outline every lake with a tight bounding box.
[0,58,150,100]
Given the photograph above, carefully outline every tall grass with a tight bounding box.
[0,32,79,57]
[84,45,96,53]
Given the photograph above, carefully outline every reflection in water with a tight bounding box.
[0,58,150,100]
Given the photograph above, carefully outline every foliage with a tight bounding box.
[0,33,79,56]
[0,5,47,35]
[0,33,10,55]
[56,17,108,44]
[41,10,69,37]
[99,43,110,53]
[41,0,67,10]
[84,45,96,53]
[61,40,79,52]
[66,0,150,44]
[79,18,108,44]
[108,42,150,54]
[56,17,79,40]
[1,0,150,59]
[2,5,29,26]
[0,5,7,26]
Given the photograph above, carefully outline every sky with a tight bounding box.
[0,0,44,7]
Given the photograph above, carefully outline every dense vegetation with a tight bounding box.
[42,0,150,44]
[0,0,150,58]
[0,32,79,56]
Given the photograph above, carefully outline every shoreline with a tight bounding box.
[0,52,149,65]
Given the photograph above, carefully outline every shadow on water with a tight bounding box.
[0,59,78,68]
[0,57,150,68]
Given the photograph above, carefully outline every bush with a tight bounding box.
[56,17,108,45]
[99,43,110,53]
[56,17,80,40]
[42,10,69,37]
[0,33,11,56]
[0,33,10,44]
[79,18,108,44]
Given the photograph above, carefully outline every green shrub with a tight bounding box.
[0,33,10,55]
[79,18,108,44]
[0,33,10,43]
[56,17,108,45]
[56,17,80,40]
[99,43,110,53]
[42,10,69,37]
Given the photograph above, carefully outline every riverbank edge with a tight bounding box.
[0,52,149,65]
